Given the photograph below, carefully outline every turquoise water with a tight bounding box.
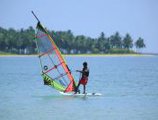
[0,56,158,120]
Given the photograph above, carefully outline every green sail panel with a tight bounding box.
[42,73,65,92]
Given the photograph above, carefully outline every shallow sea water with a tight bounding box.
[0,55,158,120]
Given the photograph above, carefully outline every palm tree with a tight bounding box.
[109,32,122,49]
[135,37,146,53]
[97,32,106,53]
[122,33,133,50]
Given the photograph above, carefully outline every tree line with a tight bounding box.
[0,26,145,54]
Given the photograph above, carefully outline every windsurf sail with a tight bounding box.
[32,11,76,92]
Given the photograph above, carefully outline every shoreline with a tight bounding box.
[63,54,154,57]
[0,53,156,57]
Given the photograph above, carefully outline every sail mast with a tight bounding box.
[32,11,40,22]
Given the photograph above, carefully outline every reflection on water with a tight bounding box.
[0,56,158,120]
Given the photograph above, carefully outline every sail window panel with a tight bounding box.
[46,65,70,86]
[40,55,53,71]
[36,30,53,54]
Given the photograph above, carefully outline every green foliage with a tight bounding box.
[0,26,145,54]
[135,37,145,49]
[0,27,36,54]
[109,48,135,54]
[109,32,122,49]
[134,37,146,53]
[122,33,133,49]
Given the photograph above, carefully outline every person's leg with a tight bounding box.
[83,85,86,94]
[75,83,81,93]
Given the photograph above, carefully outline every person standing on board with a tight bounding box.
[75,62,89,94]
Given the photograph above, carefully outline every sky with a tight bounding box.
[0,0,158,53]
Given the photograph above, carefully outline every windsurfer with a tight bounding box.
[75,62,89,94]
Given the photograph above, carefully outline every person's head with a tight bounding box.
[83,62,88,67]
